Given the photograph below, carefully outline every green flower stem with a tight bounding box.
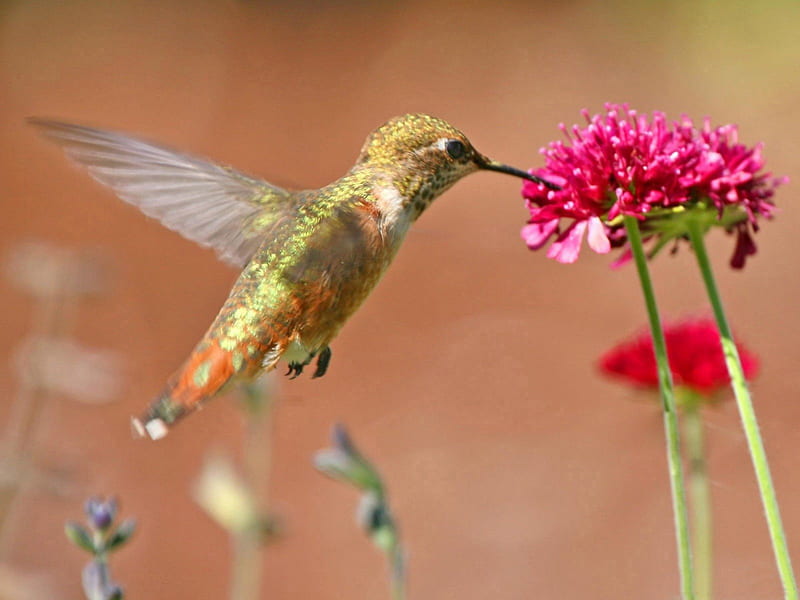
[390,545,406,600]
[687,220,798,600]
[682,395,713,600]
[624,216,695,600]
[230,381,275,600]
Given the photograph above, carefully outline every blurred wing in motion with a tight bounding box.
[28,118,295,268]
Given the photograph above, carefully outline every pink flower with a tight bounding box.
[599,318,759,396]
[522,104,784,268]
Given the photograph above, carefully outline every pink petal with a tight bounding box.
[730,226,757,269]
[586,216,611,254]
[609,247,633,269]
[521,220,559,250]
[546,220,587,263]
[520,105,783,270]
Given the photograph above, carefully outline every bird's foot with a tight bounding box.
[286,362,305,379]
[312,346,332,379]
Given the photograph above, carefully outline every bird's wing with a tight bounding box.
[28,118,295,268]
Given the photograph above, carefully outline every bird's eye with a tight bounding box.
[444,139,466,160]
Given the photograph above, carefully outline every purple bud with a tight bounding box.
[331,423,355,454]
[84,497,117,531]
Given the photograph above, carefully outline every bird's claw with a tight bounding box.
[312,346,332,379]
[286,362,304,379]
[285,346,332,379]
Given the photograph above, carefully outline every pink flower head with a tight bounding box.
[599,317,759,396]
[522,104,785,268]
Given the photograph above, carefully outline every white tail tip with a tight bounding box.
[131,417,169,440]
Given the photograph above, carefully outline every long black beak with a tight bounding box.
[476,154,561,191]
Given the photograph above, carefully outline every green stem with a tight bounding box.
[687,220,797,600]
[682,397,713,600]
[624,216,695,600]
[390,545,406,600]
[230,381,275,600]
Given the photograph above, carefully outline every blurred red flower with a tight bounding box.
[599,318,759,396]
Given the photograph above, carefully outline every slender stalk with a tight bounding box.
[389,540,406,600]
[624,215,695,600]
[0,266,78,558]
[682,397,713,600]
[230,524,263,600]
[687,220,797,599]
[229,381,275,600]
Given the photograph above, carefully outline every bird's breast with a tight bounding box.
[209,187,410,365]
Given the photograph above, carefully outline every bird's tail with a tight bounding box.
[132,339,251,440]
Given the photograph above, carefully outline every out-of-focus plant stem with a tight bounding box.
[229,381,274,600]
[682,397,712,600]
[389,541,406,600]
[314,424,406,600]
[0,251,80,558]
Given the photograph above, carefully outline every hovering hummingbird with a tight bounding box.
[29,114,558,440]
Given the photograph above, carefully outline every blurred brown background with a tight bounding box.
[1,0,799,598]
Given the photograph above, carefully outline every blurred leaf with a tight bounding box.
[315,425,406,599]
[193,453,257,535]
[314,424,384,494]
[104,519,136,553]
[106,585,123,600]
[357,492,398,552]
[257,514,282,542]
[5,241,109,299]
[13,338,122,404]
[64,522,95,555]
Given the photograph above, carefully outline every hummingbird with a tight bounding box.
[29,114,558,440]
